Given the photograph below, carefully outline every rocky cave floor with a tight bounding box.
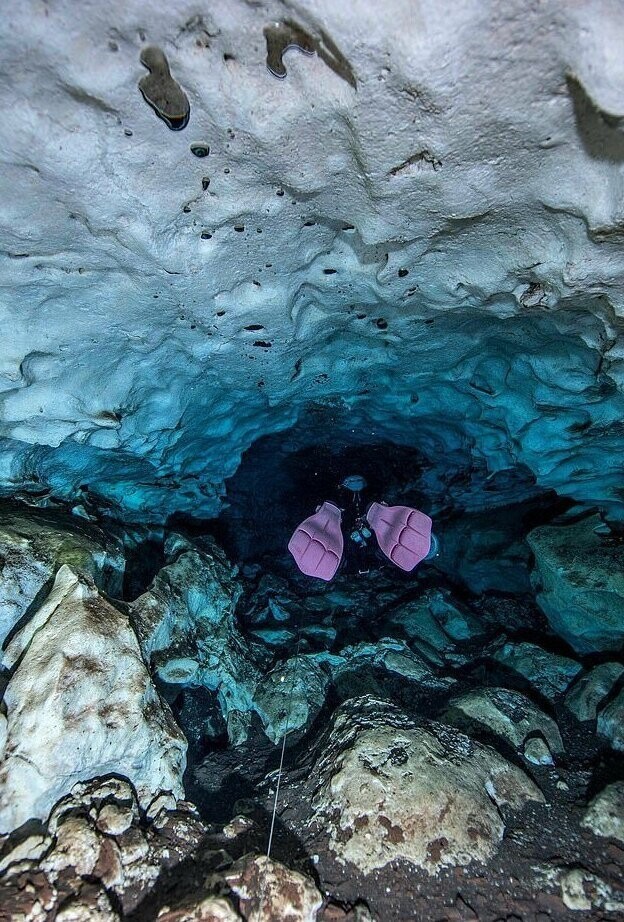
[0,499,623,921]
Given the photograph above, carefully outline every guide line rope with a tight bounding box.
[255,629,305,918]
[266,628,303,859]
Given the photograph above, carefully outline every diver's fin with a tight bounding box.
[288,501,344,581]
[366,502,432,572]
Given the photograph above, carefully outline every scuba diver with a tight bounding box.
[288,474,438,581]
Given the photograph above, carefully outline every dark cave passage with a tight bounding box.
[214,405,569,598]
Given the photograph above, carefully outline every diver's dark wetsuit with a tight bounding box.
[336,487,382,575]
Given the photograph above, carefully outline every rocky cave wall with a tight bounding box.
[1,0,624,526]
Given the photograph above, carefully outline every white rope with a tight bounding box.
[266,631,302,859]
[257,632,303,918]
[266,727,288,858]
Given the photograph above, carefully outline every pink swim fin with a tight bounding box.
[366,502,432,572]
[288,501,344,581]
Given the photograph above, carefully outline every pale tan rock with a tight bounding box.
[0,833,50,875]
[55,889,121,922]
[0,566,187,833]
[446,686,563,758]
[310,698,542,876]
[222,815,256,839]
[156,896,241,921]
[96,802,134,837]
[146,791,178,820]
[582,781,624,844]
[0,505,124,648]
[560,868,624,912]
[561,869,592,911]
[41,815,102,879]
[225,854,322,922]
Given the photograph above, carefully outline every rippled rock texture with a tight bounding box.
[0,566,186,833]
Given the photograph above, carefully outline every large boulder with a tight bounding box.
[527,515,624,653]
[564,662,624,722]
[331,638,455,692]
[445,686,564,765]
[225,855,323,922]
[131,534,260,744]
[0,566,186,832]
[0,503,124,647]
[489,639,582,701]
[307,697,543,876]
[253,654,331,744]
[582,781,624,845]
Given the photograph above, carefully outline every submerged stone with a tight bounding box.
[582,781,624,844]
[130,534,260,743]
[387,590,456,652]
[308,697,543,876]
[564,661,624,722]
[253,654,329,743]
[0,777,209,918]
[490,639,582,701]
[334,638,454,691]
[225,855,323,922]
[597,688,624,752]
[523,735,554,766]
[445,686,563,760]
[528,515,624,654]
[0,566,186,833]
[249,626,296,647]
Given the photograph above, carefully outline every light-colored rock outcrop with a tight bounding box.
[445,686,563,763]
[559,868,624,913]
[0,778,212,919]
[0,566,186,832]
[308,697,543,876]
[156,898,240,922]
[564,661,624,721]
[582,781,624,844]
[597,687,624,752]
[489,639,582,700]
[0,503,124,646]
[1,1,624,526]
[225,855,323,922]
[528,516,624,653]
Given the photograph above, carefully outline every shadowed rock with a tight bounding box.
[264,19,356,88]
[139,46,190,131]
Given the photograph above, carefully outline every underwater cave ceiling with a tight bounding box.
[0,0,624,526]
